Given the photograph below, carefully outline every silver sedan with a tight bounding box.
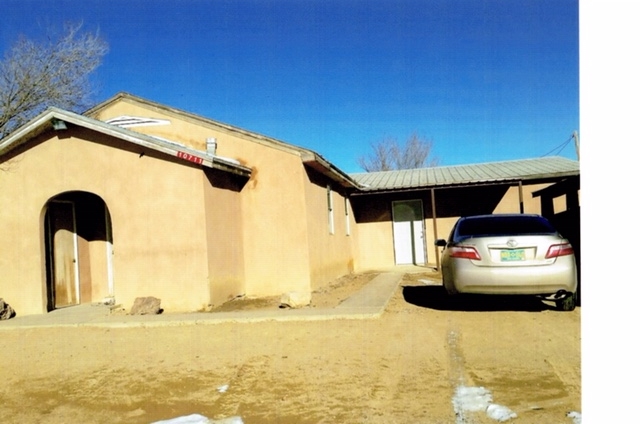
[435,214,578,311]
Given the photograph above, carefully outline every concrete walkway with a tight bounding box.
[0,272,405,330]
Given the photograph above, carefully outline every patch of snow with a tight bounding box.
[151,414,212,424]
[453,386,518,423]
[567,411,582,424]
[486,404,517,422]
[151,414,243,424]
[453,386,493,413]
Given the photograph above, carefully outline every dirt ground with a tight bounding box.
[209,271,380,312]
[0,271,581,424]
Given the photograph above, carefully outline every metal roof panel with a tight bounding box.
[349,157,579,191]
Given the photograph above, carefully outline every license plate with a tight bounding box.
[500,249,525,261]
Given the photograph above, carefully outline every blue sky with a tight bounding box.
[3,0,579,172]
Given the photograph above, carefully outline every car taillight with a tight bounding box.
[449,246,481,260]
[545,242,574,259]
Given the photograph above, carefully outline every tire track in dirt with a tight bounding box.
[447,327,478,424]
[209,355,275,421]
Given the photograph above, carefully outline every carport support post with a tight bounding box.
[431,188,441,271]
[518,181,524,214]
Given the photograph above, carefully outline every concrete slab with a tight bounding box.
[0,272,404,330]
[336,272,402,310]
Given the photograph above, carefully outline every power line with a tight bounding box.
[540,135,573,157]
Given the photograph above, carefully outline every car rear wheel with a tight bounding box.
[556,293,576,311]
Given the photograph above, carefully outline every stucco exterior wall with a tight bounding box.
[90,99,332,302]
[0,127,223,315]
[302,170,357,291]
[0,159,49,315]
[350,196,396,270]
[202,169,246,307]
[87,237,109,301]
[237,145,313,296]
[353,221,395,271]
[89,100,209,151]
[94,135,212,312]
[492,183,550,214]
[425,216,459,263]
[91,98,317,298]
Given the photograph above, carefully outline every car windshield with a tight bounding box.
[456,215,557,238]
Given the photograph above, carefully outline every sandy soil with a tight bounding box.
[0,271,581,423]
[209,271,380,312]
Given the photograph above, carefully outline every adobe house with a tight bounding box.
[0,93,579,316]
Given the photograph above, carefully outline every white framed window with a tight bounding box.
[344,197,351,236]
[327,185,334,235]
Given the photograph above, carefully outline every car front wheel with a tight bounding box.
[556,293,576,311]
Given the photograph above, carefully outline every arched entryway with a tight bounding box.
[43,191,113,311]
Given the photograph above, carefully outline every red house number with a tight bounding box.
[177,151,203,165]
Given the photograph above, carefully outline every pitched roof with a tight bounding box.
[85,94,580,193]
[86,92,311,155]
[86,92,358,188]
[349,157,579,191]
[0,108,252,177]
[2,94,579,192]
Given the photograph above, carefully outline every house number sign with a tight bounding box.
[177,151,203,165]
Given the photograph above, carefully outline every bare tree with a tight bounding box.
[0,23,108,138]
[357,133,439,172]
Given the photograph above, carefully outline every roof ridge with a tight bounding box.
[85,92,316,157]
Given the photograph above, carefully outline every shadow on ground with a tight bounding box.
[402,285,556,312]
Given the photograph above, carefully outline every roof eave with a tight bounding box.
[0,108,252,178]
[301,152,362,190]
[351,171,580,195]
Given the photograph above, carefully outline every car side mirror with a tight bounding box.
[435,239,447,247]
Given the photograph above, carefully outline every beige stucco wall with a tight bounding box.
[492,183,550,214]
[424,216,459,265]
[0,126,233,315]
[353,221,395,271]
[237,144,314,296]
[303,174,357,290]
[89,100,210,152]
[202,169,246,306]
[91,98,323,299]
[0,160,50,315]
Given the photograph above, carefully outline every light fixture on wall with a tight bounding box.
[206,137,217,155]
[51,119,67,131]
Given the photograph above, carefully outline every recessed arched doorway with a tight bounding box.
[43,191,114,311]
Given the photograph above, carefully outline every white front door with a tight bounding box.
[392,200,426,265]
